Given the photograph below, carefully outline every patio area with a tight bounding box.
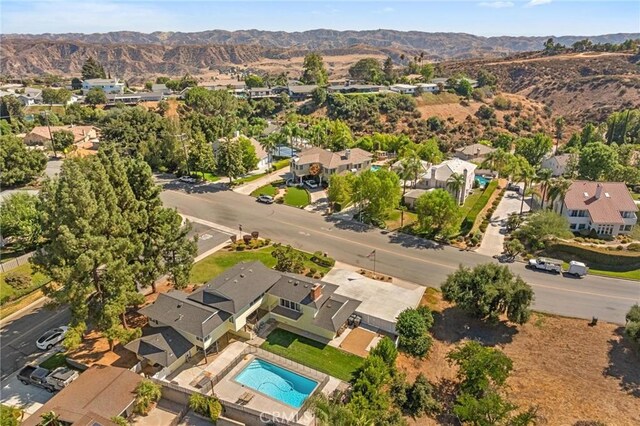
[333,326,382,358]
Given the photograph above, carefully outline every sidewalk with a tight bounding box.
[232,166,290,195]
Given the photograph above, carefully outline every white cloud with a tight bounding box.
[478,2,514,9]
[526,0,552,7]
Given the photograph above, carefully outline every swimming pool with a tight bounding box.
[475,175,492,186]
[371,165,382,171]
[234,358,318,408]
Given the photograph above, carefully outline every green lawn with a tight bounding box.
[385,209,418,230]
[273,159,290,170]
[234,173,269,186]
[284,187,310,208]
[260,328,364,381]
[40,353,68,370]
[250,184,279,197]
[0,263,51,305]
[632,192,640,201]
[459,180,499,235]
[198,172,219,182]
[190,246,332,284]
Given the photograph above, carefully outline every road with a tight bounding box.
[0,220,230,382]
[160,182,640,325]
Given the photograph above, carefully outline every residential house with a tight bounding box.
[23,365,142,426]
[82,78,125,94]
[416,83,439,93]
[23,125,99,149]
[327,84,384,94]
[290,147,373,184]
[553,181,638,236]
[287,85,318,100]
[417,158,477,204]
[454,143,496,163]
[389,84,417,95]
[17,87,43,106]
[130,262,362,377]
[151,83,171,94]
[105,92,165,105]
[541,153,576,177]
[403,188,430,209]
[248,87,276,99]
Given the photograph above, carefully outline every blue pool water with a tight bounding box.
[371,165,382,171]
[234,359,318,408]
[475,175,492,186]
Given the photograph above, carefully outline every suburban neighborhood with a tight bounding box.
[1,4,640,426]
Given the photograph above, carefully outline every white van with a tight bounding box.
[567,261,588,277]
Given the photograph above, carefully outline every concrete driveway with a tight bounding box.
[477,190,530,257]
[0,376,55,418]
[233,167,290,195]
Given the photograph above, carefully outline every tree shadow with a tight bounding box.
[431,306,518,346]
[432,378,460,426]
[386,231,445,251]
[323,215,373,233]
[603,327,640,397]
[161,180,226,195]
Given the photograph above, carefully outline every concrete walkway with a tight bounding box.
[233,166,290,195]
[477,190,530,257]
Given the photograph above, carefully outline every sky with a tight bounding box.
[1,1,638,37]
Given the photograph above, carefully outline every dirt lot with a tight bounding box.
[399,289,640,425]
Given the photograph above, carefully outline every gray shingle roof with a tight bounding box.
[268,273,339,309]
[312,294,361,332]
[188,261,281,314]
[139,291,228,338]
[125,327,194,367]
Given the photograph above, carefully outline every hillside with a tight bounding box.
[5,29,638,59]
[441,52,640,123]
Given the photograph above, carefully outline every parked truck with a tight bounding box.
[528,257,563,274]
[17,365,55,392]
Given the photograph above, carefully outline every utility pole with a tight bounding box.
[176,133,190,176]
[42,111,57,158]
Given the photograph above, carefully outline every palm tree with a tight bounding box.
[536,168,553,209]
[401,153,423,190]
[554,116,565,151]
[39,411,62,426]
[259,134,278,171]
[481,148,511,179]
[516,163,536,215]
[446,172,466,205]
[548,177,572,215]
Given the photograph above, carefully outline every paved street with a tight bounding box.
[161,183,640,324]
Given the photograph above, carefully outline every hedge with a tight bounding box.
[544,241,640,271]
[460,180,499,235]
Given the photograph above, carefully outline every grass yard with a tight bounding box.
[234,172,269,186]
[198,172,219,182]
[459,180,499,235]
[284,187,310,208]
[250,184,279,197]
[419,92,460,105]
[190,246,333,284]
[0,263,50,305]
[385,209,418,230]
[632,192,640,201]
[39,353,68,370]
[261,328,364,381]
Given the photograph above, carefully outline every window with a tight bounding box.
[596,224,614,235]
[621,211,636,219]
[622,224,633,232]
[570,223,577,230]
[578,223,587,230]
[280,298,301,312]
[570,210,587,217]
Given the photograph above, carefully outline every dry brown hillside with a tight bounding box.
[441,52,640,123]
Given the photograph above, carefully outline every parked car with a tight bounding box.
[304,180,318,189]
[36,326,69,350]
[256,195,274,204]
[528,257,563,274]
[507,182,521,193]
[18,366,55,392]
[179,176,197,184]
[46,367,79,391]
[566,261,589,277]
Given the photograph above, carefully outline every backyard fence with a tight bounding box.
[0,252,34,273]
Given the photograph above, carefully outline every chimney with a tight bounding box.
[234,130,240,138]
[310,283,323,302]
[595,183,603,199]
[345,149,351,159]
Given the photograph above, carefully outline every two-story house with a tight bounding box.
[82,78,125,94]
[553,181,638,236]
[454,143,496,163]
[23,125,99,150]
[290,147,373,185]
[416,158,477,204]
[129,262,361,378]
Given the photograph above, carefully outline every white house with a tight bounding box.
[541,153,576,177]
[417,158,477,204]
[416,83,439,93]
[389,84,417,95]
[81,78,125,94]
[17,88,43,106]
[553,181,638,236]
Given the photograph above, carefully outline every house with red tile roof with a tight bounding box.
[552,181,638,236]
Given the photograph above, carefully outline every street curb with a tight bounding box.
[0,296,48,326]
